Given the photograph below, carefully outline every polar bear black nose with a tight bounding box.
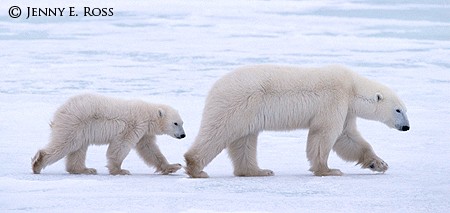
[401,126,410,131]
[179,134,186,139]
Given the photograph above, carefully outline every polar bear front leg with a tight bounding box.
[307,127,343,176]
[228,133,274,177]
[333,116,388,173]
[106,142,132,175]
[136,134,182,175]
[334,134,389,173]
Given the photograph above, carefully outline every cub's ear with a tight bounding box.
[376,93,384,102]
[158,108,165,118]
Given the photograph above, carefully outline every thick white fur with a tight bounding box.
[184,65,409,178]
[32,93,185,175]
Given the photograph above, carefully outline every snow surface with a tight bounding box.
[1,0,449,212]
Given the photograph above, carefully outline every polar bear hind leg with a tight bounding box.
[307,125,344,176]
[228,133,274,177]
[184,130,232,178]
[31,137,79,174]
[66,145,97,174]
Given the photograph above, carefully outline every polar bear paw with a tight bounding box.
[363,158,389,173]
[109,169,131,175]
[68,168,97,175]
[312,169,344,176]
[257,169,275,176]
[235,169,275,177]
[185,170,209,178]
[157,163,182,175]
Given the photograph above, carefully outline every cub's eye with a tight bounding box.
[396,109,401,113]
[174,122,178,126]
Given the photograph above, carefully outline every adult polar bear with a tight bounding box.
[32,93,185,175]
[185,65,409,178]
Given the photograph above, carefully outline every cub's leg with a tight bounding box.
[32,136,78,174]
[228,133,274,177]
[333,116,388,173]
[106,142,132,175]
[106,124,147,175]
[136,134,181,175]
[66,144,97,175]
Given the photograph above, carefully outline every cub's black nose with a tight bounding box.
[179,134,186,139]
[402,126,410,131]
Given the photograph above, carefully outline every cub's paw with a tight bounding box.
[158,163,182,175]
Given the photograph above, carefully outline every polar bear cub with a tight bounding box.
[32,93,185,175]
[185,64,410,178]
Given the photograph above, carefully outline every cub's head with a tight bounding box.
[157,106,186,139]
[353,82,410,131]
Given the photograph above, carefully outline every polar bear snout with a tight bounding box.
[173,125,186,139]
[167,120,185,139]
[395,124,410,131]
[176,133,186,139]
[394,109,409,131]
[394,123,409,131]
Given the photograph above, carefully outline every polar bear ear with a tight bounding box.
[158,108,166,118]
[376,93,384,102]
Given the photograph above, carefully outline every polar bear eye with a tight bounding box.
[396,109,401,113]
[174,122,178,126]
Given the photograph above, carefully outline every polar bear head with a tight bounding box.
[157,106,186,139]
[352,76,410,131]
[372,91,410,131]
